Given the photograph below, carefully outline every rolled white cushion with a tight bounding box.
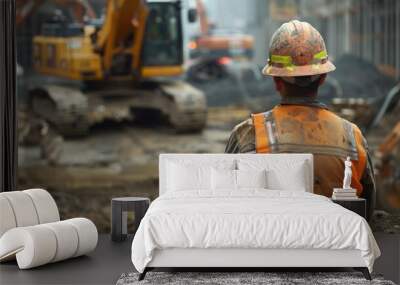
[23,189,60,223]
[0,226,57,269]
[0,191,39,227]
[66,218,98,257]
[42,221,79,262]
[0,196,17,237]
[0,218,98,269]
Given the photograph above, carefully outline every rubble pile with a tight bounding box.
[191,54,396,112]
[372,210,400,234]
[188,62,278,109]
[328,54,396,101]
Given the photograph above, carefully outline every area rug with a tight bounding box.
[116,271,395,285]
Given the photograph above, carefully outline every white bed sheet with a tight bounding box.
[131,190,380,273]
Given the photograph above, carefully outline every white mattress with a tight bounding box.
[131,190,380,273]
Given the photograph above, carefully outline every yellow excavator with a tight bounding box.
[28,0,207,136]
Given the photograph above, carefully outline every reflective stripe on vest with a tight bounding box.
[252,105,367,194]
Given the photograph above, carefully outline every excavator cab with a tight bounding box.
[142,1,183,67]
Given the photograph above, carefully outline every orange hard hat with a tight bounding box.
[262,20,335,77]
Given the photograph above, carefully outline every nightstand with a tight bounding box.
[331,198,366,219]
[111,197,150,242]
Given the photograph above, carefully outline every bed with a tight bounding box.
[131,154,380,280]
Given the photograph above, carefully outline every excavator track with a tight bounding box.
[29,80,207,136]
[30,85,90,137]
[169,110,207,132]
[160,80,207,133]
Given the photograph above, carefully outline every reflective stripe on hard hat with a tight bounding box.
[269,55,294,71]
[270,54,293,65]
[269,50,328,68]
[313,50,328,61]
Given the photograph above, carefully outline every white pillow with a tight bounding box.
[266,162,307,191]
[236,169,267,189]
[167,162,211,191]
[238,159,308,192]
[211,168,236,190]
[166,159,236,192]
[211,169,267,191]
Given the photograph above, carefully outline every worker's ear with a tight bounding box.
[273,77,284,92]
[318,74,327,86]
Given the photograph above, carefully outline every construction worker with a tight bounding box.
[225,20,376,221]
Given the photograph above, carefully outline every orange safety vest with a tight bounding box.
[252,105,367,194]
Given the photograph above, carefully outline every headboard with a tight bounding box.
[159,153,314,195]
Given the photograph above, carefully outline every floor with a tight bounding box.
[1,233,399,285]
[0,235,134,285]
[373,233,400,284]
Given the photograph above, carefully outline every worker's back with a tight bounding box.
[226,104,367,197]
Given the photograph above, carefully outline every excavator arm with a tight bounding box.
[196,0,209,36]
[16,0,96,26]
[16,0,45,26]
[94,0,149,76]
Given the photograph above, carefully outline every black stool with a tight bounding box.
[111,197,150,242]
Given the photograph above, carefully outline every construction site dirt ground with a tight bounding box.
[17,104,400,235]
[17,107,250,233]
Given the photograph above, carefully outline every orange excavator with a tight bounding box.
[20,0,207,136]
[187,0,254,82]
[189,0,254,60]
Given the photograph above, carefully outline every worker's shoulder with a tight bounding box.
[329,110,365,138]
[232,117,254,134]
[226,117,256,153]
[231,109,275,134]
